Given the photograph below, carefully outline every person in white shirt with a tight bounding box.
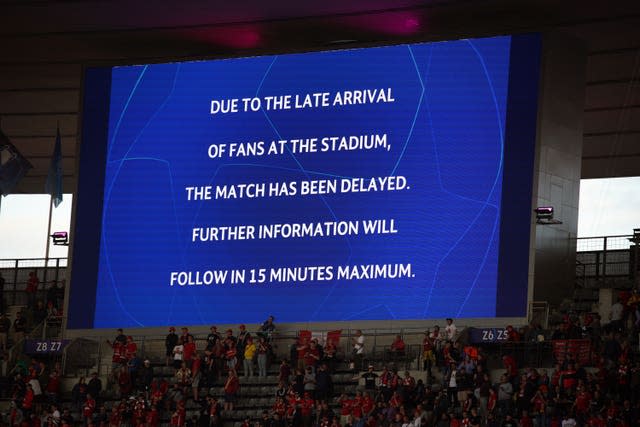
[47,404,61,426]
[351,330,365,376]
[172,343,184,369]
[561,415,577,427]
[445,318,458,342]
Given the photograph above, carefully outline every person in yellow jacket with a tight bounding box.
[243,337,257,377]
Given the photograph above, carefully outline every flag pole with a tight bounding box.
[44,195,54,272]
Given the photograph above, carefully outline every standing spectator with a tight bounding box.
[352,330,365,375]
[183,335,196,367]
[46,281,58,310]
[46,404,61,426]
[362,365,378,392]
[109,328,125,344]
[173,338,185,369]
[180,327,193,344]
[13,311,26,343]
[0,312,10,352]
[26,271,39,308]
[422,330,435,379]
[446,364,458,406]
[497,374,513,417]
[303,366,317,397]
[445,318,458,342]
[237,324,251,365]
[175,362,192,397]
[315,363,332,402]
[71,377,87,410]
[45,370,61,405]
[258,315,276,341]
[124,335,137,361]
[87,372,102,403]
[243,337,256,377]
[22,383,35,419]
[83,393,96,425]
[207,326,221,347]
[279,359,291,385]
[223,370,240,411]
[323,338,337,373]
[0,272,5,314]
[609,297,624,332]
[256,336,269,377]
[136,360,154,397]
[191,353,202,401]
[55,280,65,312]
[166,327,179,367]
[304,339,321,371]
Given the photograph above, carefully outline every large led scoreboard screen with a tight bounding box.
[69,34,540,328]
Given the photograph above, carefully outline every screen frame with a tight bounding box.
[67,33,541,330]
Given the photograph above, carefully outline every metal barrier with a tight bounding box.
[0,257,68,307]
[61,327,464,377]
[574,234,636,284]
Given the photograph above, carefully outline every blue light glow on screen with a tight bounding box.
[70,34,540,328]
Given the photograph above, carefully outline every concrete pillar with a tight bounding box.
[532,33,587,305]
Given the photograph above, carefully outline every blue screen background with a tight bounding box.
[87,36,520,328]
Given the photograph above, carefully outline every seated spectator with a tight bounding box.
[388,335,406,358]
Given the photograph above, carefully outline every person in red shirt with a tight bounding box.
[26,271,39,308]
[389,390,402,409]
[223,370,239,411]
[450,413,461,427]
[338,393,352,426]
[422,331,435,378]
[22,383,35,419]
[183,335,196,367]
[560,363,578,393]
[520,410,533,427]
[125,336,138,361]
[361,392,374,417]
[45,370,61,403]
[273,397,286,418]
[487,388,497,414]
[530,389,547,427]
[506,325,520,341]
[351,391,363,421]
[304,340,321,370]
[502,354,517,380]
[170,400,186,427]
[573,385,592,423]
[296,337,309,372]
[191,352,202,400]
[389,335,406,358]
[300,392,315,426]
[83,393,96,425]
[145,405,159,427]
[132,395,146,426]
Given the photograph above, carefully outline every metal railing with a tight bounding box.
[0,257,68,307]
[574,234,636,282]
[61,326,468,377]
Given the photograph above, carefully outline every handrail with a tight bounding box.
[61,326,476,377]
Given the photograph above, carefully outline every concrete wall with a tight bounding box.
[532,33,587,305]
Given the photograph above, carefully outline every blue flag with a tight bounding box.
[0,127,33,196]
[45,127,63,207]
